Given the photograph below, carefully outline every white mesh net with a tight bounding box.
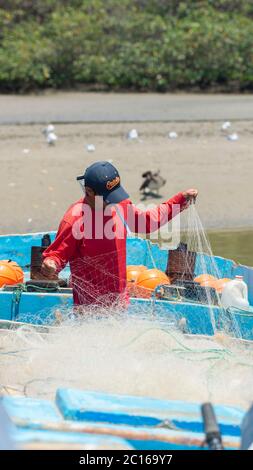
[1,314,253,409]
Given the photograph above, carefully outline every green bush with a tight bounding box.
[0,0,253,91]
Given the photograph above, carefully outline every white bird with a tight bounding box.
[168,131,178,139]
[46,132,58,146]
[86,144,96,152]
[127,129,139,140]
[221,121,231,131]
[42,124,55,136]
[227,133,239,142]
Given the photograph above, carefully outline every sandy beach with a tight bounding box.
[0,120,253,234]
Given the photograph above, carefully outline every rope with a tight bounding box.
[122,325,253,369]
[145,239,157,269]
[11,284,25,321]
[10,283,61,321]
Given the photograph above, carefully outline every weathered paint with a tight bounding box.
[1,394,240,450]
[56,389,243,437]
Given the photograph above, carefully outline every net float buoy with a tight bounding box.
[127,265,148,297]
[136,269,170,298]
[200,279,219,290]
[194,274,217,284]
[0,260,24,287]
[126,265,147,284]
[215,278,232,293]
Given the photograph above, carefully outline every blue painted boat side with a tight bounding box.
[13,428,133,449]
[1,393,241,450]
[2,288,253,340]
[56,388,243,437]
[0,291,72,323]
[1,396,61,423]
[0,232,56,269]
[1,232,253,339]
[129,298,218,336]
[12,421,241,450]
[0,290,218,336]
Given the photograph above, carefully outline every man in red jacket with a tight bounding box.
[41,161,198,308]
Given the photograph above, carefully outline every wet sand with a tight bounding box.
[1,92,253,123]
[0,121,253,234]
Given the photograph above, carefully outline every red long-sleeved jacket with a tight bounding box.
[43,193,186,306]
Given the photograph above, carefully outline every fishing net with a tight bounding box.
[1,314,253,409]
[1,203,253,409]
[45,202,231,337]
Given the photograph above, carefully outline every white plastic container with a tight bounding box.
[221,275,249,310]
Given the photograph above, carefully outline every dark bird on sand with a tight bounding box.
[139,170,166,199]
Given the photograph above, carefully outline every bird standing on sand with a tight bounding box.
[139,170,166,198]
[42,124,58,146]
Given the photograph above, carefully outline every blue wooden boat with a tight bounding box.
[0,387,243,450]
[0,232,253,450]
[0,231,253,340]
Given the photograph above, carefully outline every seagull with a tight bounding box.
[42,124,55,136]
[86,144,96,152]
[46,132,58,146]
[139,170,166,198]
[42,124,58,145]
[221,121,231,131]
[168,131,178,139]
[127,129,139,140]
[227,133,239,142]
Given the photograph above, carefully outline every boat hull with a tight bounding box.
[0,232,253,340]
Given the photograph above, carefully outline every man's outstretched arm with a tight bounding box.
[126,189,198,234]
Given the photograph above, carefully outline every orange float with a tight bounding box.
[0,260,24,287]
[126,265,147,297]
[194,274,217,284]
[127,265,147,284]
[200,279,219,290]
[215,278,231,293]
[136,269,170,298]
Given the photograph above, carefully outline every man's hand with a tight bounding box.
[41,258,58,279]
[182,188,198,203]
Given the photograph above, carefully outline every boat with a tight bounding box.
[1,231,253,450]
[0,387,243,450]
[0,231,253,340]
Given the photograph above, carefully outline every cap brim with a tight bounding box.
[104,185,129,204]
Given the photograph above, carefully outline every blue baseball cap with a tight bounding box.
[77,161,129,204]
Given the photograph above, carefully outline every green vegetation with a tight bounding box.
[1,1,253,92]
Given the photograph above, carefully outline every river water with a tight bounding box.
[209,229,253,267]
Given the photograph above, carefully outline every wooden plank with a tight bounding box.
[13,417,240,450]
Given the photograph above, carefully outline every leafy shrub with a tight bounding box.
[0,0,253,91]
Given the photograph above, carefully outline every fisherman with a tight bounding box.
[41,161,198,309]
